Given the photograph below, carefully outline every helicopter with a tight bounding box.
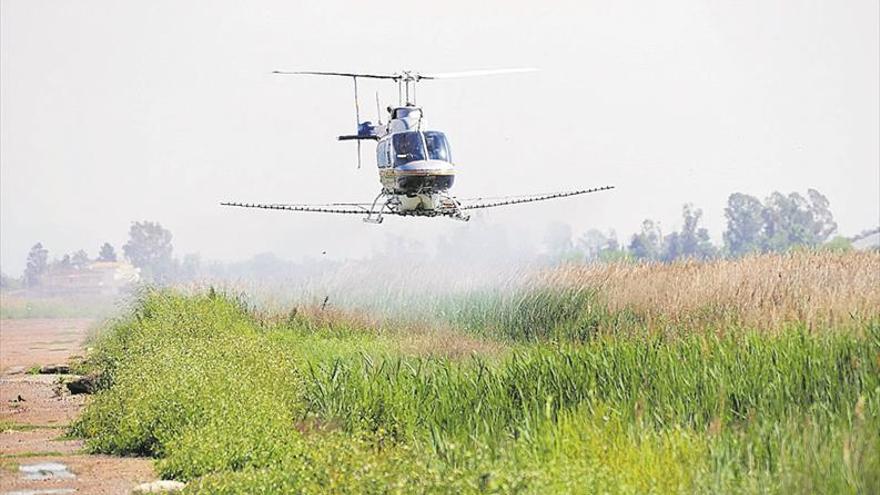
[222,68,614,223]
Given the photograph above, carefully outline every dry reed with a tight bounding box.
[540,250,880,332]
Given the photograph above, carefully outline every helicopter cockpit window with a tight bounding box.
[424,131,451,162]
[392,131,426,165]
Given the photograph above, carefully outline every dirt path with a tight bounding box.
[0,318,156,494]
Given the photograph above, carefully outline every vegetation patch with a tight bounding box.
[71,275,879,493]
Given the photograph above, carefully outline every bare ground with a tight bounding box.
[0,318,156,494]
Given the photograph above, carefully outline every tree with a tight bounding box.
[123,221,174,283]
[806,189,837,242]
[628,220,662,261]
[178,253,202,281]
[723,193,765,257]
[70,250,90,269]
[762,190,837,251]
[98,242,117,262]
[661,204,716,262]
[543,222,574,258]
[763,192,812,250]
[24,243,49,288]
[822,236,853,252]
[724,189,838,255]
[577,229,622,262]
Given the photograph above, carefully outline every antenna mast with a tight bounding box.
[352,76,361,169]
[375,91,383,124]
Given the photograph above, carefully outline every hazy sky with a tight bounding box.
[2,0,878,275]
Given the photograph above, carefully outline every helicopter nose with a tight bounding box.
[393,160,455,192]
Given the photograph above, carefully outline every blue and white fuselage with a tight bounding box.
[221,68,614,223]
[353,105,457,213]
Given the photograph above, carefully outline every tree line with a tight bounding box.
[5,220,301,290]
[2,188,875,290]
[15,221,179,288]
[548,189,873,263]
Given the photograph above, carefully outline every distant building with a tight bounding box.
[39,261,140,296]
[852,232,880,251]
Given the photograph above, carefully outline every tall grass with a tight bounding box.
[302,330,879,448]
[72,285,880,493]
[541,250,880,332]
[232,251,880,341]
[433,287,641,341]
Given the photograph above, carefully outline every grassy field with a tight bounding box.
[72,252,880,493]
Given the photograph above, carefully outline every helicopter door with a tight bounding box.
[376,139,392,168]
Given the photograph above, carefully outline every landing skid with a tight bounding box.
[363,190,470,223]
[363,190,395,224]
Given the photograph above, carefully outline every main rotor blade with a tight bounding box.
[273,70,398,80]
[418,68,538,80]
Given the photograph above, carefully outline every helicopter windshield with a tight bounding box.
[424,131,451,162]
[392,132,426,165]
